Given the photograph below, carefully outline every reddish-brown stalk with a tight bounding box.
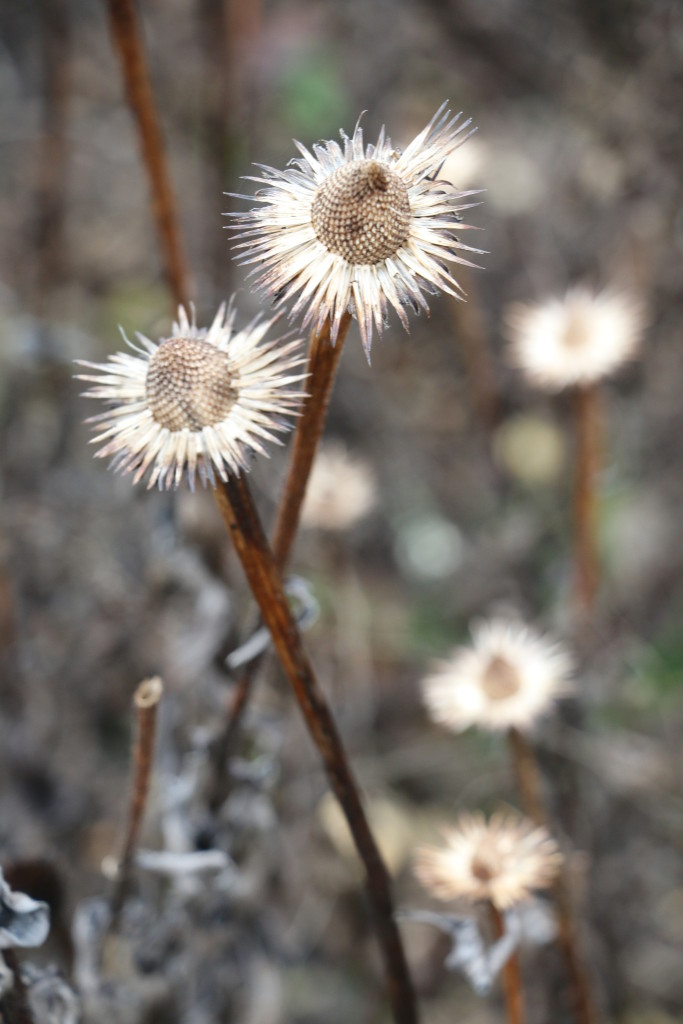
[573,383,602,616]
[490,902,525,1024]
[213,472,417,1024]
[110,677,164,923]
[508,727,599,1024]
[103,0,189,309]
[209,311,353,787]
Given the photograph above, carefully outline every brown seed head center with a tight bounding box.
[146,337,237,432]
[470,847,499,883]
[481,655,521,702]
[563,307,591,350]
[311,159,411,265]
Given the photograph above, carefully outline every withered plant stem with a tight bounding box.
[104,0,189,309]
[573,383,601,616]
[213,472,418,1024]
[110,676,163,923]
[507,727,599,1024]
[490,902,525,1024]
[272,310,353,569]
[209,312,352,793]
[0,950,36,1024]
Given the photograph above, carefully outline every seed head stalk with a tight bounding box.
[507,727,598,1024]
[213,471,418,1024]
[490,903,525,1024]
[104,0,189,309]
[210,310,353,785]
[573,383,602,616]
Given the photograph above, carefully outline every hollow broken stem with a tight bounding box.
[110,676,164,924]
[573,383,601,617]
[213,472,418,1024]
[104,0,189,309]
[209,312,352,795]
[490,902,524,1024]
[507,727,598,1024]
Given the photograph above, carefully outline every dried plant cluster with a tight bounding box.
[2,5,658,1021]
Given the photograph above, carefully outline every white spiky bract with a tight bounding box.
[414,810,563,910]
[506,287,646,391]
[422,619,573,734]
[228,102,483,359]
[77,304,306,491]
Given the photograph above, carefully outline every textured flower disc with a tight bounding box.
[227,102,484,359]
[414,810,563,910]
[506,287,647,391]
[77,304,306,490]
[422,619,573,734]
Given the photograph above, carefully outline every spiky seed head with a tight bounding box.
[505,286,647,391]
[228,102,484,359]
[422,618,573,734]
[414,810,563,910]
[76,304,306,491]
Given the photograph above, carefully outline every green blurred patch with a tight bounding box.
[634,625,683,701]
[278,52,350,139]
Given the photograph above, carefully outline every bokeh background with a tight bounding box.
[1,1,682,1022]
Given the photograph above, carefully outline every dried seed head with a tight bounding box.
[146,337,237,432]
[414,811,563,909]
[422,619,573,734]
[229,102,483,358]
[506,287,647,391]
[311,159,411,265]
[77,304,306,490]
[480,655,521,702]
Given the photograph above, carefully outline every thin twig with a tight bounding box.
[489,903,524,1024]
[104,0,189,309]
[213,472,418,1024]
[573,383,601,616]
[110,676,164,924]
[208,312,353,798]
[507,727,599,1024]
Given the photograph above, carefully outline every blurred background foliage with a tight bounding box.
[0,1,682,1022]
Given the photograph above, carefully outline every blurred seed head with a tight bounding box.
[414,810,562,910]
[422,618,573,734]
[77,304,306,491]
[505,286,646,391]
[228,102,484,359]
[301,441,377,532]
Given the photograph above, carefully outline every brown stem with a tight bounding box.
[490,903,524,1024]
[104,0,190,309]
[0,950,36,1024]
[507,728,599,1024]
[110,676,164,923]
[208,313,352,796]
[213,473,418,1024]
[272,311,353,570]
[573,383,601,617]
